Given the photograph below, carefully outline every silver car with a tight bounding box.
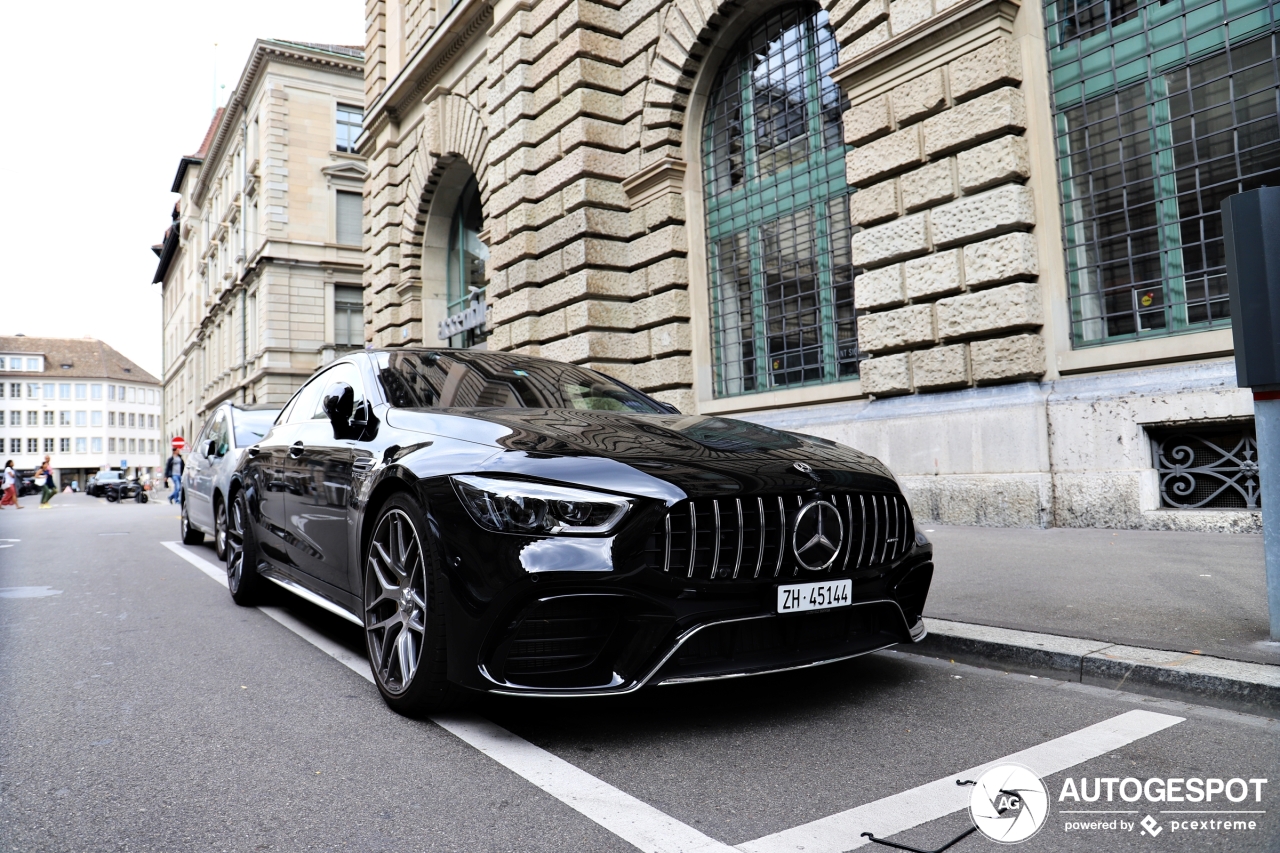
[181,403,281,559]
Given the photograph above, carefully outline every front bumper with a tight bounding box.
[422,474,934,696]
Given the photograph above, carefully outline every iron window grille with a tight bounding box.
[1151,422,1260,508]
[702,4,859,398]
[1045,0,1280,347]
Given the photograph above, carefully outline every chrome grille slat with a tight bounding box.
[791,495,803,577]
[711,500,722,579]
[860,491,870,563]
[871,495,880,566]
[753,497,765,579]
[774,497,785,578]
[732,499,744,578]
[840,494,853,571]
[687,502,696,579]
[651,492,912,582]
[663,513,671,573]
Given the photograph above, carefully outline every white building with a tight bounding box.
[0,336,163,488]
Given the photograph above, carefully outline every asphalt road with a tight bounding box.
[1,494,1277,852]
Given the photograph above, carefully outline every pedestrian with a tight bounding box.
[164,448,185,505]
[1,460,21,509]
[38,456,55,508]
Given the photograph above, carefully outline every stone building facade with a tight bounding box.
[154,40,366,446]
[361,0,1274,530]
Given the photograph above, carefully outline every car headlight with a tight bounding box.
[451,475,631,535]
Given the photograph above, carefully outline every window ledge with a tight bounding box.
[697,380,864,416]
[1055,329,1235,376]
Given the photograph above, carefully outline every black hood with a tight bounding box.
[384,407,899,500]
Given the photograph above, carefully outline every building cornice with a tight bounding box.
[193,40,364,207]
[362,0,491,132]
[831,0,1020,93]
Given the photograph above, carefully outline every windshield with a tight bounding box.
[232,408,281,446]
[376,351,667,414]
[97,472,122,481]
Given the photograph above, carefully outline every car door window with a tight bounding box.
[206,412,229,457]
[284,375,329,424]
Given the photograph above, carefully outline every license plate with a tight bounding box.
[777,579,852,613]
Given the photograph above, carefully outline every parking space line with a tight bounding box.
[162,541,737,853]
[161,541,229,588]
[737,708,1185,853]
[161,541,1184,853]
[433,714,740,853]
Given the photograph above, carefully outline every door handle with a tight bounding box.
[289,441,305,458]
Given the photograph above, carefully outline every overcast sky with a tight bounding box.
[0,1,363,379]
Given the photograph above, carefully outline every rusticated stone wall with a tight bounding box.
[364,0,1047,414]
[838,18,1048,396]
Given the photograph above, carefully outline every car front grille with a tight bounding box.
[642,492,914,581]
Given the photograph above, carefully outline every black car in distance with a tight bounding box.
[225,350,933,715]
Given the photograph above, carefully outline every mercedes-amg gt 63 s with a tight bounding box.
[224,349,933,714]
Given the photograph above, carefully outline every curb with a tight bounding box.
[902,619,1280,716]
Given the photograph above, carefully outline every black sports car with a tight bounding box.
[225,349,933,714]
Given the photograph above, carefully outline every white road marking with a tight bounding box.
[162,541,736,853]
[257,605,374,684]
[0,586,62,599]
[161,541,228,588]
[161,541,1185,853]
[737,709,1185,853]
[434,714,740,853]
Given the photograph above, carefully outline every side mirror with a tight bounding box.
[322,382,355,428]
[204,439,218,458]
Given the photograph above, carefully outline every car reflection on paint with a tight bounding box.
[223,349,934,715]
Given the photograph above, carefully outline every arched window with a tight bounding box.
[703,5,857,397]
[445,176,488,348]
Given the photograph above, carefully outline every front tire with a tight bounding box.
[363,494,459,716]
[181,496,204,545]
[214,499,228,561]
[225,491,266,606]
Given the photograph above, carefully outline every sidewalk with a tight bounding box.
[905,524,1280,714]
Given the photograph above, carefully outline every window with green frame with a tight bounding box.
[1047,0,1280,346]
[445,176,488,349]
[702,4,857,398]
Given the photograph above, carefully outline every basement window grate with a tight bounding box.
[1151,423,1260,510]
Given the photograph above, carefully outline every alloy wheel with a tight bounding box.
[226,497,246,590]
[364,509,427,694]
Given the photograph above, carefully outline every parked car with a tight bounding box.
[223,350,933,716]
[16,471,39,497]
[86,470,126,497]
[181,402,282,559]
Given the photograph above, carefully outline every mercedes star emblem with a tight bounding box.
[791,500,844,571]
[793,462,814,475]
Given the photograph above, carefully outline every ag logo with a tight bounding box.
[969,764,1049,844]
[791,500,844,570]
